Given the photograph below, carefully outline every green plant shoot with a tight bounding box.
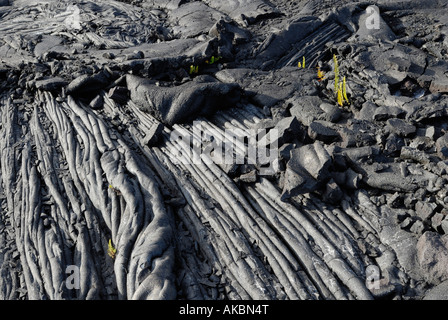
[189,65,199,75]
[337,82,344,106]
[317,67,325,81]
[206,56,222,64]
[108,239,117,259]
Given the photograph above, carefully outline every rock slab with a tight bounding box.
[417,231,448,285]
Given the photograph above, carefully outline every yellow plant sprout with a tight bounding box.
[206,55,222,64]
[109,184,121,196]
[337,82,344,106]
[337,82,344,107]
[189,65,199,75]
[333,55,349,106]
[317,67,325,81]
[298,56,306,68]
[108,239,117,259]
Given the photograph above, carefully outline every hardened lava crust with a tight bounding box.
[0,0,448,300]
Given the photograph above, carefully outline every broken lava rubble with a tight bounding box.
[1,0,448,301]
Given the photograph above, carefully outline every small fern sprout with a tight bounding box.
[189,65,199,75]
[298,56,306,68]
[317,67,325,81]
[337,82,344,106]
[336,76,350,107]
[108,239,117,259]
[205,55,222,64]
[109,184,121,196]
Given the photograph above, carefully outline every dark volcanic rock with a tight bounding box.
[387,192,403,208]
[292,141,332,181]
[143,0,182,10]
[216,67,312,108]
[318,102,342,123]
[143,123,164,147]
[35,77,67,91]
[127,74,242,125]
[281,141,332,200]
[279,143,295,162]
[3,0,448,302]
[361,42,426,87]
[67,70,113,96]
[384,133,405,155]
[89,94,104,110]
[386,118,416,137]
[288,96,341,126]
[288,96,324,126]
[373,105,405,121]
[360,162,421,193]
[281,164,317,200]
[254,16,323,64]
[410,220,425,235]
[436,133,448,159]
[273,116,302,145]
[339,119,377,148]
[415,201,437,222]
[323,179,343,204]
[357,101,377,121]
[417,231,448,285]
[238,170,257,183]
[209,19,252,46]
[308,121,340,144]
[431,213,445,232]
[108,86,130,104]
[345,168,363,189]
[423,60,448,94]
[400,146,431,165]
[423,280,448,300]
[202,0,280,25]
[169,2,224,39]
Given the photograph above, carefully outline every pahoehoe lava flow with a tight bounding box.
[0,0,448,300]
